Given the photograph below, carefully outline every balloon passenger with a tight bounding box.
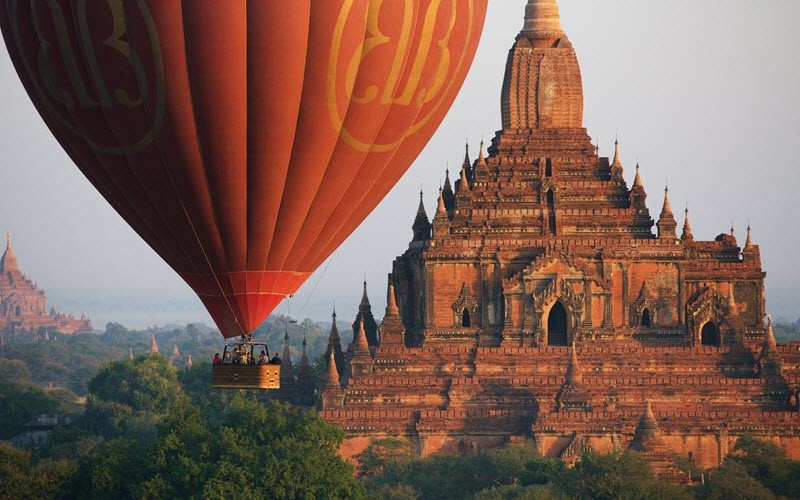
[212,353,222,365]
[270,352,281,365]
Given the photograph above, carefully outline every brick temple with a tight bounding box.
[0,233,92,339]
[316,0,800,477]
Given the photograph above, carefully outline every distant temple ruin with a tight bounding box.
[314,0,800,480]
[0,233,92,339]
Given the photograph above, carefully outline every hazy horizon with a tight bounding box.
[2,0,799,331]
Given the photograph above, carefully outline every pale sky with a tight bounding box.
[1,0,798,329]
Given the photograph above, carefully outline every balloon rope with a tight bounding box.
[296,249,337,320]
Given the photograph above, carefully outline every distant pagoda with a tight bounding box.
[0,233,91,338]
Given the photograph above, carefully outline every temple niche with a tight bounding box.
[316,0,800,481]
[0,233,92,339]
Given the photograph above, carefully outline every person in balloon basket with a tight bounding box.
[212,353,222,365]
[269,352,281,365]
[258,351,269,365]
[233,347,243,364]
[222,351,233,365]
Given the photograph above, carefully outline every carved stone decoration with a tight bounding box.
[532,275,585,345]
[686,285,743,346]
[452,283,479,328]
[631,281,666,327]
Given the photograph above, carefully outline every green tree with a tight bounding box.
[0,358,31,383]
[724,434,800,499]
[0,444,77,500]
[0,382,58,439]
[356,437,414,479]
[558,450,691,500]
[83,354,182,439]
[696,460,776,500]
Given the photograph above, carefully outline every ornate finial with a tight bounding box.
[478,138,487,165]
[128,347,134,361]
[332,303,337,321]
[186,355,193,368]
[523,0,564,35]
[730,221,735,237]
[436,187,446,214]
[5,232,10,250]
[302,334,307,348]
[727,283,737,315]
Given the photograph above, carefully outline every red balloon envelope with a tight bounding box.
[0,0,487,338]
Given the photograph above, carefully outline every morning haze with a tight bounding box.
[0,0,797,329]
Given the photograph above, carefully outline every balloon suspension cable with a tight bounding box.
[296,248,338,320]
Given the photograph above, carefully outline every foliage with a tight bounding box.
[772,319,800,344]
[0,444,77,500]
[363,441,566,500]
[22,355,363,499]
[725,434,800,499]
[355,437,414,479]
[557,450,691,500]
[0,382,58,439]
[472,484,566,500]
[695,460,776,500]
[83,354,182,439]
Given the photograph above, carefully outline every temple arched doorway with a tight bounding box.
[641,309,651,327]
[547,301,569,346]
[461,309,471,328]
[701,322,719,346]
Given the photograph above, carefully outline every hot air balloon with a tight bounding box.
[0,1,486,368]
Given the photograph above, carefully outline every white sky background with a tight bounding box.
[0,0,798,329]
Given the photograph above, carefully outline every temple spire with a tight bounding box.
[764,315,778,352]
[634,400,661,441]
[611,137,622,168]
[565,341,583,385]
[128,347,134,361]
[386,280,400,316]
[745,223,754,248]
[682,206,694,241]
[656,186,677,239]
[463,141,471,169]
[0,231,18,273]
[353,317,370,354]
[436,187,447,215]
[149,334,159,354]
[417,189,426,216]
[633,163,644,188]
[360,279,370,307]
[522,0,564,35]
[458,165,470,192]
[412,190,432,241]
[478,139,487,165]
[322,347,341,389]
[727,283,737,315]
